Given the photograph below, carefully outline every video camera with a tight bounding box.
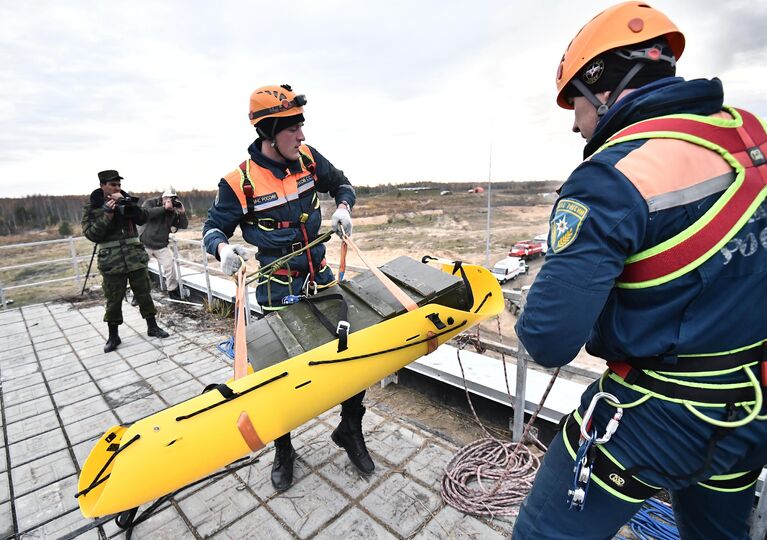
[116,195,140,215]
[172,197,182,208]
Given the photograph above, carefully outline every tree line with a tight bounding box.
[0,180,560,236]
[0,189,219,236]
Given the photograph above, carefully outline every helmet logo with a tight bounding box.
[583,59,604,85]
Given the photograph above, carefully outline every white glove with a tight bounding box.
[331,205,352,237]
[219,243,249,275]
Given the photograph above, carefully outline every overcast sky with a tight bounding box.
[1,0,766,197]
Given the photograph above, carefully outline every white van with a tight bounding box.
[491,257,528,284]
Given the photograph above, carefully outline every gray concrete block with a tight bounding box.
[104,381,154,409]
[146,368,193,393]
[114,394,166,424]
[135,359,177,379]
[36,345,73,361]
[266,473,349,538]
[158,379,204,406]
[124,348,168,368]
[58,395,111,426]
[2,382,49,408]
[14,474,79,532]
[0,500,11,538]
[58,316,89,330]
[1,362,40,381]
[89,360,132,381]
[5,395,54,424]
[173,348,215,366]
[47,372,93,394]
[361,473,441,538]
[103,504,192,539]
[365,423,424,466]
[176,474,258,537]
[118,340,161,358]
[9,429,68,469]
[404,442,453,490]
[6,410,60,445]
[32,336,68,352]
[0,345,33,364]
[183,358,228,379]
[314,507,397,540]
[96,369,142,393]
[319,452,388,499]
[45,361,85,381]
[0,471,8,503]
[78,343,113,361]
[11,449,77,498]
[212,506,293,539]
[1,371,43,391]
[18,507,99,540]
[413,505,507,539]
[64,409,119,445]
[53,382,102,408]
[39,352,79,370]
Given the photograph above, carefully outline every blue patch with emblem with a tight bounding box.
[550,198,589,253]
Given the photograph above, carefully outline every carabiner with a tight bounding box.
[580,391,623,445]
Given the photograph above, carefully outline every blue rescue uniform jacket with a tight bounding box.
[516,77,767,368]
[203,139,355,305]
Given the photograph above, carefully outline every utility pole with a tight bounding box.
[485,142,493,268]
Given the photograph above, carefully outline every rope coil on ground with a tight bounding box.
[441,318,560,517]
[441,436,539,516]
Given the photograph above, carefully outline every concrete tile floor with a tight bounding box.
[0,302,516,539]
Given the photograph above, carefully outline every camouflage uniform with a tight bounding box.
[81,188,156,324]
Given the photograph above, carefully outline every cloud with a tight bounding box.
[0,0,766,197]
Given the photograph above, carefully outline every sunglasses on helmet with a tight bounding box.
[249,95,307,121]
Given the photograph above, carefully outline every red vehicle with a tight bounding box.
[509,240,544,259]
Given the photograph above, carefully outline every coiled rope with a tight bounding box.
[617,498,679,540]
[441,317,560,517]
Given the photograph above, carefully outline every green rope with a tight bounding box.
[244,230,334,288]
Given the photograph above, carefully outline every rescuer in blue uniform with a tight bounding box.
[203,84,374,492]
[513,3,767,538]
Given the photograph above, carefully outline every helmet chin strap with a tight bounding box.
[256,124,290,163]
[570,62,646,119]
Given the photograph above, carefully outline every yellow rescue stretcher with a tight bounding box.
[76,256,503,518]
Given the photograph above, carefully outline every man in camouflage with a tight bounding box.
[81,170,169,352]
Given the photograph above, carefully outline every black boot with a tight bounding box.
[271,433,295,491]
[331,405,375,474]
[104,323,121,353]
[146,316,169,338]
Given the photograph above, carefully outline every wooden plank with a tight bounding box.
[267,315,305,359]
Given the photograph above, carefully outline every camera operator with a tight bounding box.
[140,186,189,299]
[81,170,170,353]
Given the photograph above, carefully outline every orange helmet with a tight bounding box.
[248,84,306,126]
[555,1,685,109]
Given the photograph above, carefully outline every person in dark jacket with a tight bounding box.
[81,170,170,353]
[513,3,767,539]
[202,84,372,492]
[140,186,189,299]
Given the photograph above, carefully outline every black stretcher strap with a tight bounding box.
[176,371,288,421]
[301,293,350,352]
[308,319,467,366]
[75,433,141,499]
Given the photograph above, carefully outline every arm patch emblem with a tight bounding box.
[550,198,589,253]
